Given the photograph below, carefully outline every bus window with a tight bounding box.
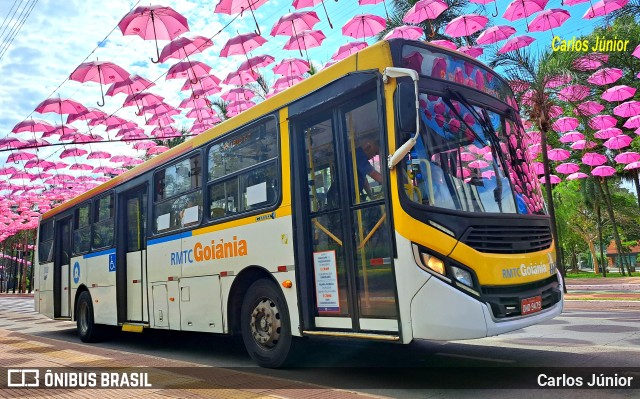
[73,204,91,254]
[207,118,278,220]
[154,154,203,232]
[92,194,114,249]
[38,220,54,263]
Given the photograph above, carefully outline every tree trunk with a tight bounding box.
[594,183,606,277]
[571,248,577,273]
[598,178,628,276]
[539,127,564,289]
[635,170,640,210]
[587,239,599,274]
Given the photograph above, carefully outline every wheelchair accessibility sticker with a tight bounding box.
[109,254,116,272]
[73,262,80,284]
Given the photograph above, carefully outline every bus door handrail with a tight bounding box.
[312,219,343,246]
[357,212,387,250]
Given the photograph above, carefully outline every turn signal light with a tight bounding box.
[282,280,293,288]
[421,253,445,275]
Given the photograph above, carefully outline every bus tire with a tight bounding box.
[240,278,293,368]
[76,291,102,343]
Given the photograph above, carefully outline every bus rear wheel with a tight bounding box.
[76,291,103,343]
[240,278,293,368]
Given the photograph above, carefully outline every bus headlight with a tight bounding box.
[421,253,445,275]
[450,265,473,287]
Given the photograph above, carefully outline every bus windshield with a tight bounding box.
[402,91,545,215]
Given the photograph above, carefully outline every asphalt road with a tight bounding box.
[1,297,639,398]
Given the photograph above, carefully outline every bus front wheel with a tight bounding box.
[76,291,102,343]
[240,278,293,368]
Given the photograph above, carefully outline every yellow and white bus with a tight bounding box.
[35,39,563,368]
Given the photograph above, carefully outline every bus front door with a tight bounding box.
[293,91,400,335]
[118,187,148,323]
[54,217,72,318]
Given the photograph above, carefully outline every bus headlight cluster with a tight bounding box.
[421,253,445,275]
[450,265,479,296]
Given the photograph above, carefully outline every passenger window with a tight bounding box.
[38,221,54,263]
[73,204,91,254]
[92,194,114,249]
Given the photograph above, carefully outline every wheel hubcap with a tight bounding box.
[250,298,281,349]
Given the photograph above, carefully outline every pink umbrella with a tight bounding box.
[284,30,326,51]
[181,74,221,92]
[552,117,579,132]
[614,152,640,164]
[559,84,591,102]
[584,0,629,19]
[11,119,55,134]
[273,74,306,91]
[271,11,320,36]
[624,116,640,129]
[158,35,213,64]
[215,0,269,33]
[70,163,94,171]
[604,134,632,150]
[476,25,516,45]
[88,151,112,159]
[582,152,607,166]
[546,75,571,88]
[221,88,255,102]
[556,162,580,174]
[594,127,622,139]
[571,140,598,150]
[342,14,386,39]
[503,0,548,22]
[624,161,640,171]
[359,0,391,20]
[118,5,189,63]
[332,42,368,61]
[528,9,571,36]
[60,147,88,159]
[589,114,617,130]
[166,60,212,83]
[548,148,571,161]
[613,101,640,118]
[292,0,334,28]
[238,54,275,73]
[6,151,37,163]
[567,172,589,180]
[383,25,424,40]
[497,35,535,54]
[591,165,616,177]
[633,44,640,59]
[458,46,483,58]
[444,14,488,38]
[273,58,310,76]
[106,75,154,98]
[575,101,604,116]
[223,69,259,85]
[70,60,130,106]
[403,0,449,30]
[540,175,561,184]
[220,32,267,57]
[602,85,636,102]
[468,160,490,169]
[548,105,563,119]
[587,68,623,86]
[35,98,87,115]
[573,53,606,70]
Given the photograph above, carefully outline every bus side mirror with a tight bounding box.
[396,81,417,134]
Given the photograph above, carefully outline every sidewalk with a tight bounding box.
[565,277,640,292]
[0,327,387,399]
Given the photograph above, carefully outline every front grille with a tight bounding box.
[481,275,561,319]
[461,225,552,254]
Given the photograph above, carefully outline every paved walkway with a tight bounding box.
[0,321,385,399]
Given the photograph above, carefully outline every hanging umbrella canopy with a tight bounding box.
[221,88,256,102]
[444,14,488,37]
[273,58,310,76]
[503,0,548,21]
[603,134,632,150]
[556,162,580,175]
[181,74,221,91]
[60,147,89,159]
[540,175,561,184]
[283,30,326,51]
[591,165,616,177]
[223,69,259,85]
[118,5,190,63]
[527,9,571,33]
[106,75,154,97]
[573,53,607,70]
[166,60,212,82]
[384,25,424,40]
[624,161,640,170]
[575,101,604,116]
[11,119,55,134]
[476,25,516,45]
[548,105,563,118]
[458,46,483,58]
[67,108,108,124]
[584,0,629,19]
[587,67,623,86]
[547,148,571,161]
[594,127,622,139]
[331,42,368,61]
[614,152,640,164]
[69,60,131,106]
[559,131,584,143]
[238,55,275,73]
[602,85,636,102]
[429,39,457,50]
[582,152,607,166]
[497,35,535,54]
[220,32,267,57]
[342,14,386,39]
[567,172,589,180]
[613,101,640,118]
[123,92,165,107]
[403,0,448,24]
[6,151,37,163]
[214,0,269,34]
[571,140,597,150]
[158,35,213,63]
[70,163,94,171]
[35,98,87,115]
[624,115,640,129]
[271,11,321,36]
[552,117,579,132]
[588,114,617,130]
[558,84,590,102]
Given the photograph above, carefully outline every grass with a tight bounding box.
[565,270,640,278]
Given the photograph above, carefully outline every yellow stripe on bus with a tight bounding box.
[192,206,293,236]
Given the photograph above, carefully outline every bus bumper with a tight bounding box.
[410,276,563,341]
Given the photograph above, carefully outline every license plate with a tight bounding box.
[521,296,542,315]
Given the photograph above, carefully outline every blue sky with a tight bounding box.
[0,0,620,175]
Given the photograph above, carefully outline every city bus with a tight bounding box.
[34,39,563,368]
